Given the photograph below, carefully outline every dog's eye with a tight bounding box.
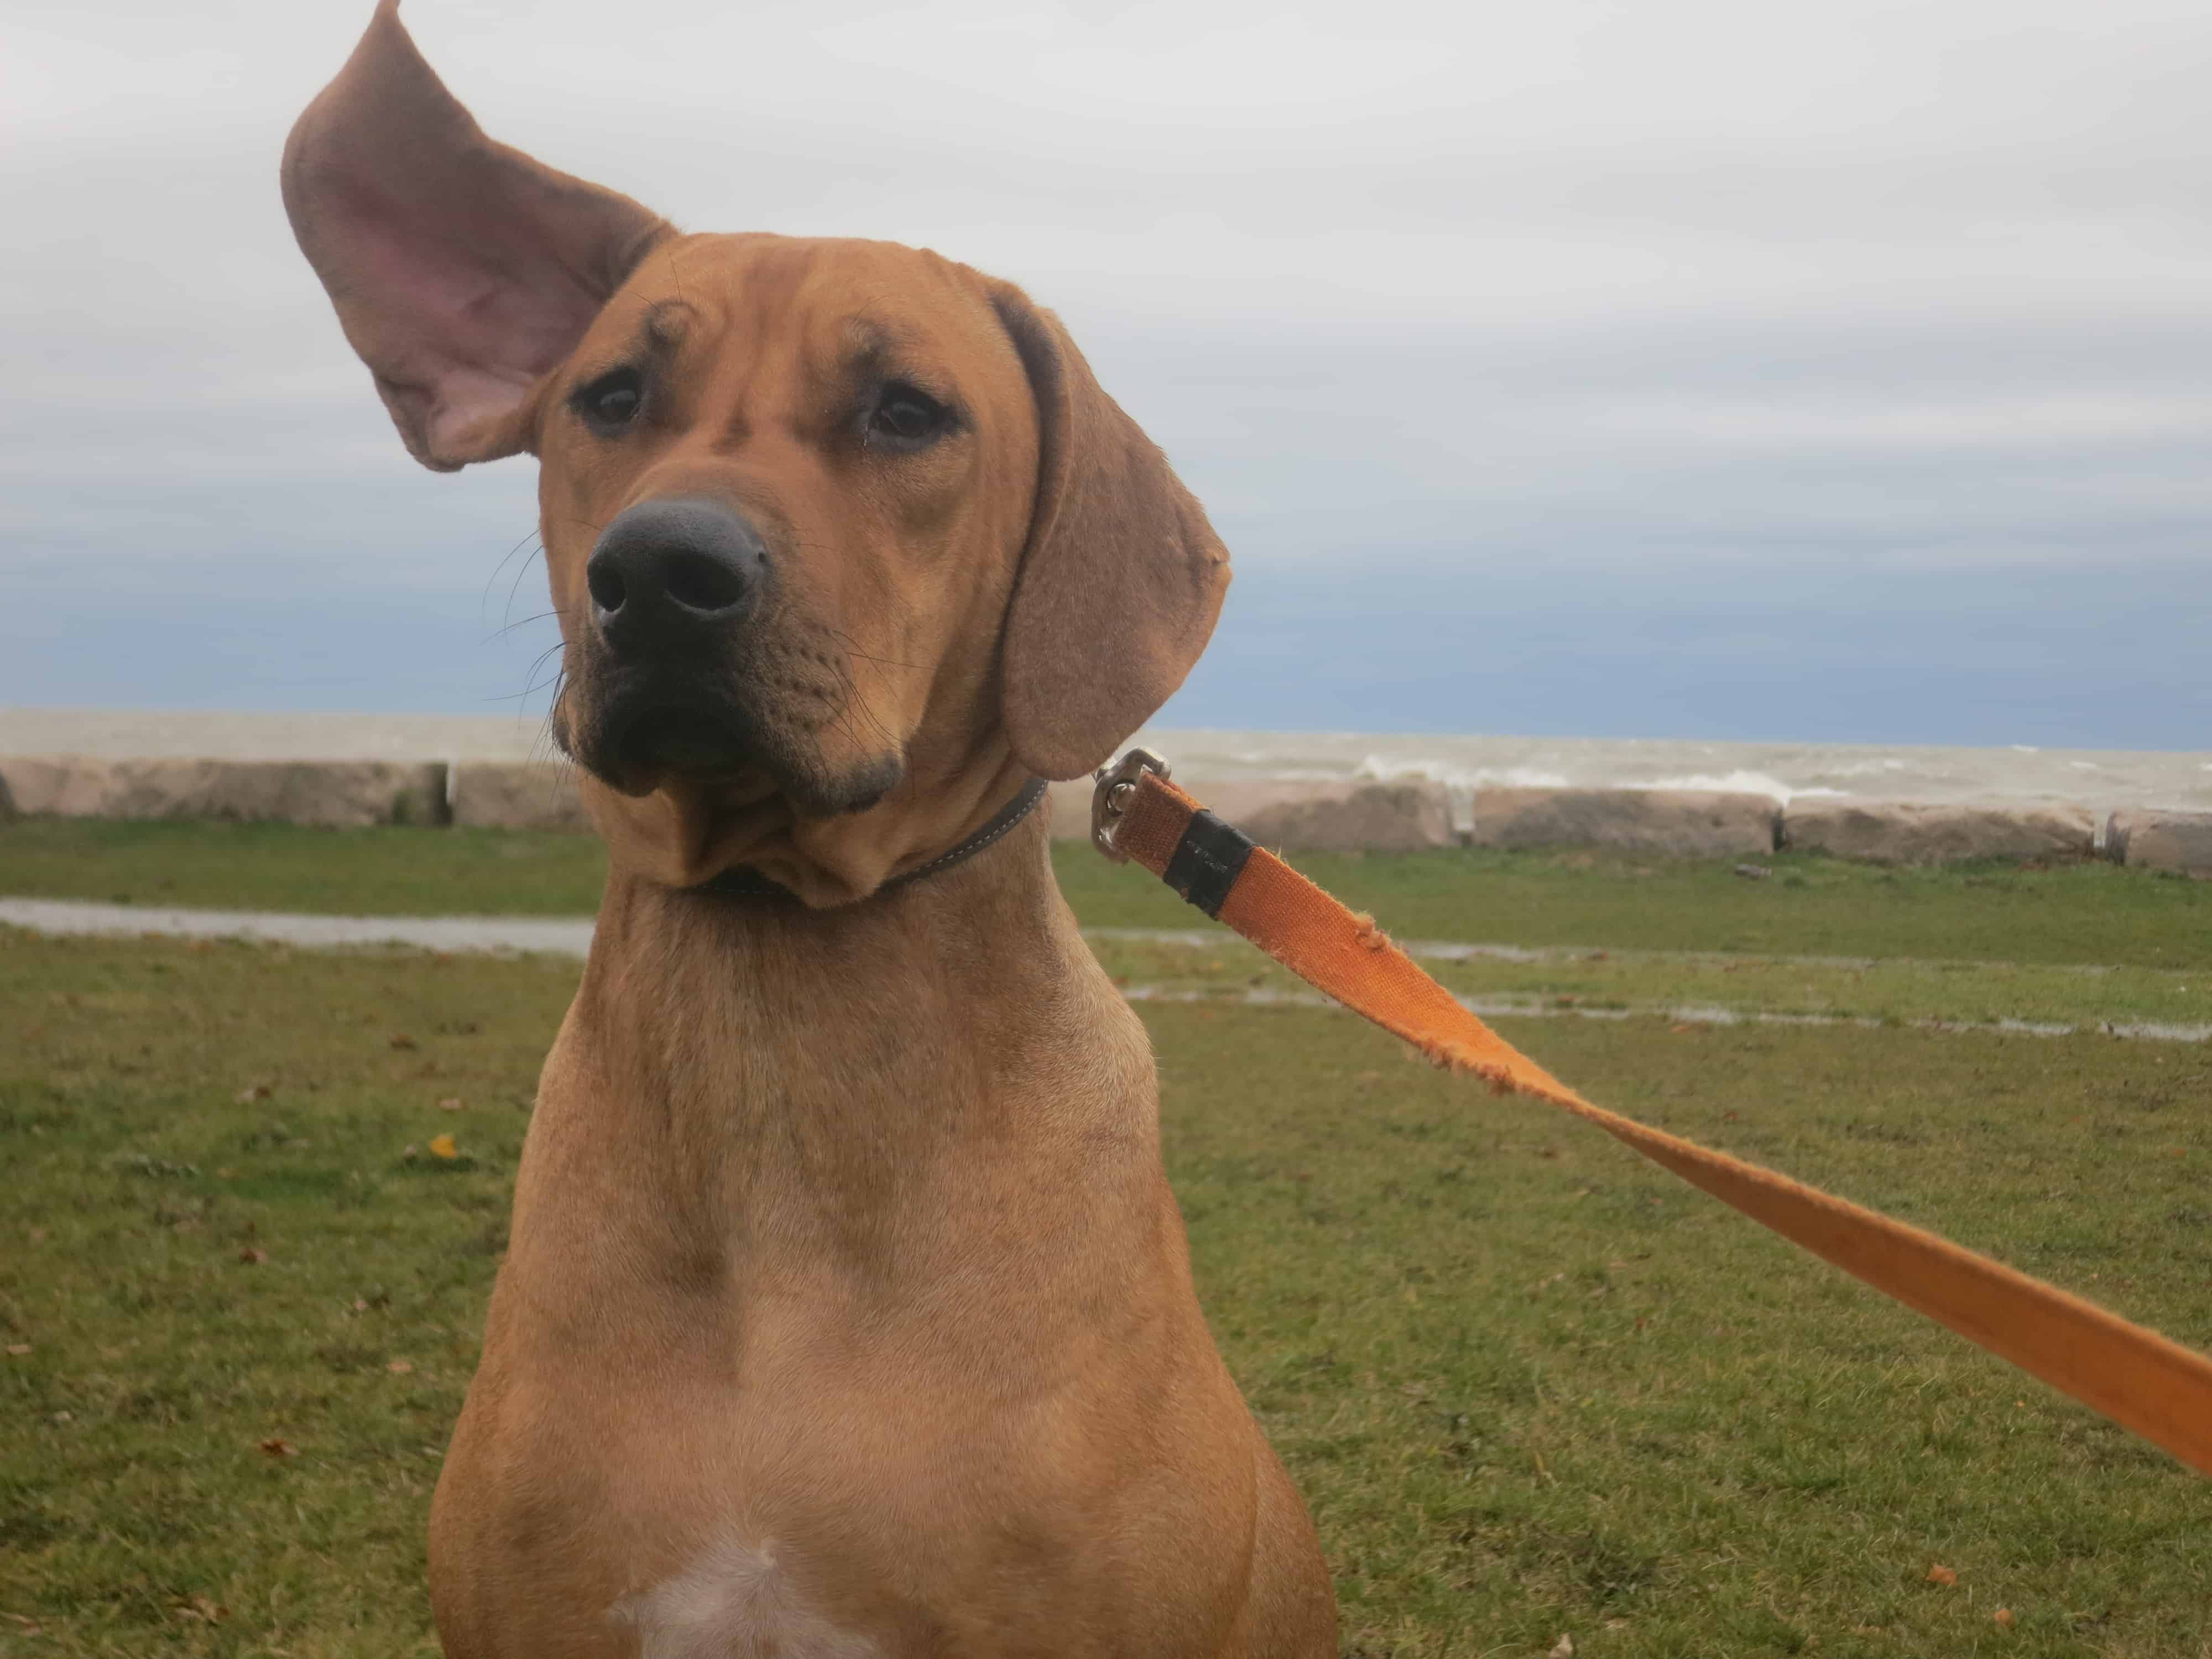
[868,384,952,448]
[575,368,644,432]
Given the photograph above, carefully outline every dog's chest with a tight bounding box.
[611,1536,882,1659]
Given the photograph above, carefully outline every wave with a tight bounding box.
[1615,770,1838,804]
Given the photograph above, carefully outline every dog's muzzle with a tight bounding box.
[577,497,777,783]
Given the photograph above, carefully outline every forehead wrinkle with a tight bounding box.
[830,311,974,410]
[640,299,696,358]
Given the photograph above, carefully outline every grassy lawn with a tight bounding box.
[5,822,2212,1653]
[3,915,2210,1656]
[1086,933,2212,1035]
[0,819,612,920]
[8,815,2212,970]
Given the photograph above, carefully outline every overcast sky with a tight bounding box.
[6,0,2211,746]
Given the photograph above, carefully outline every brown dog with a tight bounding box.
[284,4,1337,1653]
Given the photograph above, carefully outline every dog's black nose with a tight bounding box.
[586,498,765,658]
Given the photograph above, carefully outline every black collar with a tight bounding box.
[692,776,1050,903]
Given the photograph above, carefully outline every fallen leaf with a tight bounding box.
[258,1437,296,1457]
[1549,1635,1575,1658]
[238,1246,269,1265]
[427,1134,458,1160]
[1994,1608,2016,1629]
[1926,1564,1958,1586]
[387,1359,414,1375]
[438,1097,465,1112]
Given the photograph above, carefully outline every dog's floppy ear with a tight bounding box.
[281,1,674,471]
[988,284,1232,781]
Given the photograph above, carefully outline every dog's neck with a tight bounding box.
[693,776,1051,903]
[530,811,1159,1287]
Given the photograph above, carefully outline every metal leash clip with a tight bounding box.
[1091,748,1171,862]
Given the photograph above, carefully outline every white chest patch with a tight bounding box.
[611,1535,883,1659]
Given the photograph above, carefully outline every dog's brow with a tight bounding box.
[640,300,697,357]
[842,316,900,357]
[844,316,945,376]
[841,317,957,403]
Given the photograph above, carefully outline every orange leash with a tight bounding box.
[1093,752,2212,1477]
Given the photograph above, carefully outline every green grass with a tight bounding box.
[4,928,2210,1657]
[1058,843,2212,973]
[1086,933,2212,1035]
[9,816,2212,969]
[0,818,611,919]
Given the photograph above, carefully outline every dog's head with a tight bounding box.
[283,2,1228,905]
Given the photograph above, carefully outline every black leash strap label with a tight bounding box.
[1161,808,1254,919]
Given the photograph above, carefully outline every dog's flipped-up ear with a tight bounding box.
[990,284,1232,782]
[280,1,673,471]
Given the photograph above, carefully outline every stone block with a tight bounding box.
[1783,800,2094,863]
[0,755,447,828]
[1048,775,1455,853]
[1229,780,1454,852]
[0,757,104,816]
[447,760,592,832]
[1472,787,1777,857]
[2104,810,2212,874]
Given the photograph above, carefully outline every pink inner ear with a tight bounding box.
[330,170,611,448]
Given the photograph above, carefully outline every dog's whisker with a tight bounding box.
[825,658,902,759]
[479,526,545,624]
[481,608,570,646]
[503,540,548,625]
[484,642,570,709]
[822,626,924,674]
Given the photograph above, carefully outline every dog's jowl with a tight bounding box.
[284,4,1338,1654]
